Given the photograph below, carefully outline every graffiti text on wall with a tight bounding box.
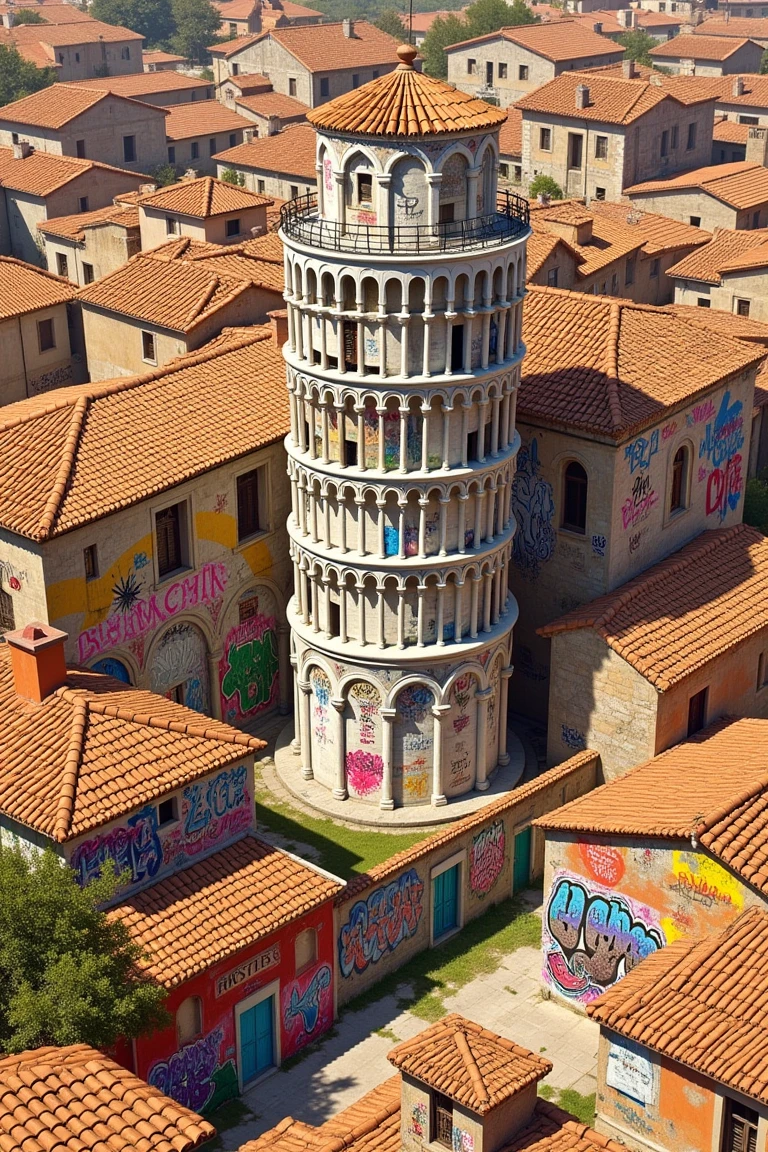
[215,944,280,997]
[338,868,424,977]
[220,612,279,724]
[699,390,744,521]
[470,821,506,897]
[512,438,555,580]
[148,1025,237,1114]
[283,963,333,1052]
[624,431,659,474]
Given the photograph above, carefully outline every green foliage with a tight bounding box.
[0,44,55,105]
[153,161,180,185]
[200,64,214,78]
[744,472,768,532]
[12,8,46,23]
[529,173,563,199]
[557,1089,597,1126]
[220,167,245,186]
[421,12,467,77]
[91,0,174,43]
[171,0,222,62]
[0,846,168,1053]
[618,28,657,66]
[375,6,406,38]
[465,0,535,35]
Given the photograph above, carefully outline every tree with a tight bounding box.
[465,0,535,36]
[12,8,46,23]
[220,167,245,185]
[0,44,55,105]
[760,47,768,73]
[375,7,406,39]
[171,0,222,61]
[152,162,180,185]
[618,28,657,66]
[529,173,563,199]
[421,12,468,77]
[0,847,168,1053]
[90,0,174,45]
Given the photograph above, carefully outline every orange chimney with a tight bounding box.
[5,622,68,703]
[267,308,288,348]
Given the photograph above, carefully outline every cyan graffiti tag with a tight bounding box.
[624,430,659,474]
[338,868,424,977]
[284,964,332,1034]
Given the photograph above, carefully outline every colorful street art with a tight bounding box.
[668,850,743,915]
[624,431,659,474]
[621,473,658,532]
[148,1024,238,1114]
[578,842,625,887]
[338,868,425,977]
[698,390,745,521]
[151,622,209,713]
[220,610,279,724]
[409,1102,427,1139]
[512,438,555,580]
[311,668,331,747]
[452,1128,475,1152]
[543,871,664,1004]
[395,685,434,804]
[346,750,384,796]
[282,963,333,1054]
[91,657,131,683]
[470,821,505,897]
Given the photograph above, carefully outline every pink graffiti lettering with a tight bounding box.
[470,821,505,896]
[674,868,732,906]
[661,421,677,441]
[706,455,743,520]
[621,490,658,531]
[687,399,715,427]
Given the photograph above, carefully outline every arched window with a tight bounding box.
[295,927,318,974]
[670,445,689,514]
[176,996,202,1046]
[562,461,588,534]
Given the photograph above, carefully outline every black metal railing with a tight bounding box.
[279,190,530,255]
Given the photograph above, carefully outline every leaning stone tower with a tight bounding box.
[279,46,530,811]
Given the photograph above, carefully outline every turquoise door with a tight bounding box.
[240,996,275,1084]
[433,865,459,940]
[513,826,532,894]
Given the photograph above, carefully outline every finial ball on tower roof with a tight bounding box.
[396,43,418,68]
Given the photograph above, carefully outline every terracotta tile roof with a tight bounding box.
[587,199,711,256]
[269,21,402,71]
[515,73,678,125]
[0,1044,215,1152]
[576,7,683,30]
[666,302,768,344]
[143,49,187,63]
[0,83,161,130]
[11,17,142,44]
[6,3,95,22]
[526,230,582,277]
[625,160,768,210]
[663,72,768,108]
[213,0,259,19]
[580,59,655,78]
[499,106,522,157]
[235,90,307,119]
[145,234,285,292]
[38,202,139,242]
[281,1,322,16]
[650,31,758,57]
[530,200,646,279]
[540,525,768,689]
[65,72,211,97]
[0,255,75,317]
[308,45,505,137]
[0,146,147,197]
[697,15,768,36]
[1,32,61,67]
[447,19,621,60]
[138,174,271,216]
[666,224,768,282]
[388,1015,551,1113]
[587,907,768,1105]
[164,100,252,140]
[209,31,264,57]
[519,286,764,437]
[213,122,317,179]
[221,72,274,92]
[0,645,263,843]
[0,326,289,540]
[112,835,342,986]
[713,115,749,142]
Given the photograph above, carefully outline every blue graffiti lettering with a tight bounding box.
[512,438,555,580]
[699,390,744,470]
[338,868,424,977]
[285,964,332,1034]
[624,430,659,474]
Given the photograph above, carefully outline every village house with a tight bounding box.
[694,15,768,46]
[0,256,78,403]
[516,70,716,202]
[649,32,764,74]
[717,0,768,14]
[399,8,468,46]
[445,21,624,108]
[213,0,322,39]
[0,86,169,174]
[132,176,272,249]
[665,73,768,128]
[214,122,316,198]
[588,907,768,1152]
[66,71,214,107]
[3,19,143,82]
[0,147,149,266]
[541,524,768,776]
[508,287,764,722]
[625,158,768,230]
[535,716,768,1011]
[208,20,402,107]
[164,102,253,174]
[143,49,188,70]
[38,199,141,286]
[713,115,749,162]
[571,8,684,40]
[231,90,307,135]
[217,72,273,108]
[0,324,293,728]
[498,106,522,188]
[667,225,768,318]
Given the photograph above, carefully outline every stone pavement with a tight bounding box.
[216,895,599,1150]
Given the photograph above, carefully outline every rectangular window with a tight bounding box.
[498,62,507,79]
[78,196,89,213]
[723,1101,759,1152]
[625,257,635,285]
[166,216,179,235]
[191,141,200,160]
[294,928,317,974]
[320,76,329,97]
[226,217,241,237]
[686,121,696,150]
[229,132,236,147]
[690,215,701,227]
[611,272,619,294]
[671,124,679,148]
[142,330,156,363]
[123,135,136,162]
[433,864,459,940]
[660,129,669,157]
[540,126,552,151]
[499,162,508,178]
[232,62,239,75]
[357,172,373,203]
[352,73,360,88]
[37,317,55,352]
[595,134,608,159]
[433,1094,454,1149]
[514,164,522,183]
[288,77,297,96]
[82,262,94,284]
[547,267,558,287]
[519,63,528,80]
[168,145,176,164]
[257,179,266,193]
[594,186,606,200]
[122,46,130,59]
[157,796,177,826]
[155,502,185,577]
[237,467,263,540]
[568,132,583,169]
[83,544,98,580]
[650,258,660,277]
[290,184,299,198]
[736,298,751,317]
[687,687,708,737]
[753,211,761,229]
[56,252,69,278]
[209,137,217,155]
[697,297,711,307]
[76,138,85,158]
[758,653,767,691]
[739,114,759,125]
[373,70,379,79]
[468,58,476,75]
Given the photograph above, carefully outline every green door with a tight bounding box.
[513,826,532,894]
[433,865,459,940]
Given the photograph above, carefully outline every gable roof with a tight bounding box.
[695,16,768,37]
[267,20,402,71]
[164,100,252,140]
[3,4,96,23]
[499,106,522,157]
[0,146,147,197]
[526,229,583,278]
[137,175,271,216]
[664,72,768,109]
[0,645,262,843]
[666,302,768,344]
[234,89,307,119]
[519,286,764,438]
[587,199,711,256]
[0,83,164,130]
[0,326,289,541]
[0,1045,215,1152]
[10,17,142,44]
[388,1015,551,1113]
[145,233,285,292]
[447,19,621,61]
[713,114,750,143]
[667,225,768,283]
[540,526,768,689]
[112,834,342,986]
[64,72,211,97]
[0,255,75,318]
[209,30,263,57]
[37,201,140,242]
[213,122,317,180]
[625,160,768,211]
[650,31,760,58]
[515,72,690,126]
[531,200,645,279]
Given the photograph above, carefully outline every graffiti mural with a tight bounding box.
[452,1128,475,1152]
[512,438,555,580]
[561,724,586,751]
[624,431,659,474]
[445,675,476,796]
[338,868,425,976]
[621,473,658,532]
[578,842,625,887]
[409,1102,428,1139]
[346,750,384,797]
[698,390,745,521]
[150,622,210,713]
[220,599,279,725]
[346,681,383,799]
[91,657,131,683]
[310,668,331,746]
[394,685,434,804]
[148,1024,237,1114]
[470,821,505,897]
[282,963,333,1054]
[543,872,664,1004]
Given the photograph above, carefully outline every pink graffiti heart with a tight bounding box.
[578,842,625,886]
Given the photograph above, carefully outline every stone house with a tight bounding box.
[213,0,322,38]
[67,71,214,106]
[165,102,252,174]
[0,86,169,174]
[214,122,316,198]
[231,90,307,135]
[572,7,684,39]
[133,176,272,248]
[649,32,764,74]
[446,20,624,108]
[0,255,77,403]
[6,19,143,82]
[0,324,294,727]
[667,224,768,318]
[694,15,768,46]
[143,49,189,70]
[625,159,768,230]
[508,287,764,722]
[713,116,749,163]
[665,73,768,128]
[208,20,402,107]
[498,107,522,189]
[217,72,273,108]
[517,71,716,202]
[541,524,768,777]
[0,146,149,266]
[38,200,141,286]
[535,717,768,1011]
[588,908,768,1152]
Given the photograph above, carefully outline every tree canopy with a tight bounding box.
[90,0,174,44]
[529,173,563,200]
[0,847,168,1053]
[0,44,55,106]
[11,9,47,23]
[170,0,222,62]
[618,28,657,66]
[375,7,406,39]
[421,0,538,77]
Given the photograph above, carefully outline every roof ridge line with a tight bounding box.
[187,273,223,327]
[605,300,623,431]
[53,696,88,842]
[36,394,89,540]
[454,1028,490,1108]
[696,769,768,838]
[84,695,265,748]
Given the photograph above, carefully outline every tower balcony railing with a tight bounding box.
[279,190,530,255]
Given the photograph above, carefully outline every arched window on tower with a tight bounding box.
[562,461,588,535]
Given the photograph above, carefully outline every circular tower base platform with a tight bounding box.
[273,720,526,828]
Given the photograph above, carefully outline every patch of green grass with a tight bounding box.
[375,1026,401,1042]
[344,898,541,1021]
[504,985,517,995]
[538,1084,555,1101]
[557,1089,596,1126]
[202,1098,258,1150]
[540,1047,547,1053]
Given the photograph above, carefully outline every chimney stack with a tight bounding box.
[1,10,14,28]
[592,21,602,32]
[733,74,745,96]
[12,140,31,159]
[342,16,355,36]
[575,83,590,109]
[6,623,68,704]
[267,308,288,348]
[623,57,636,77]
[243,127,255,143]
[266,113,281,136]
[746,124,768,167]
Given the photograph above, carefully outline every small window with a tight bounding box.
[257,179,266,193]
[74,51,80,62]
[78,195,89,213]
[176,996,202,1046]
[499,162,509,178]
[82,262,94,284]
[594,186,606,200]
[562,461,587,534]
[611,272,619,294]
[357,172,373,204]
[295,927,317,974]
[122,46,130,59]
[540,126,552,151]
[547,267,558,287]
[753,211,761,229]
[11,132,17,144]
[142,330,156,363]
[209,137,217,155]
[758,653,767,691]
[290,184,299,199]
[595,135,608,160]
[229,21,237,35]
[0,588,15,635]
[56,252,69,278]
[697,297,711,308]
[669,445,688,513]
[123,135,136,163]
[166,216,179,235]
[499,62,507,79]
[738,114,759,125]
[83,544,98,580]
[686,121,696,150]
[671,124,679,149]
[650,258,660,278]
[158,796,177,825]
[168,145,176,164]
[37,318,55,352]
[372,70,379,79]
[514,164,522,183]
[687,687,708,737]
[156,502,186,577]
[352,73,360,88]
[468,58,476,75]
[660,129,669,157]
[433,1093,454,1149]
[237,467,263,540]
[191,141,199,160]
[288,76,297,96]
[229,132,236,147]
[736,298,751,317]
[519,63,528,80]
[232,62,239,75]
[58,52,64,62]
[320,76,329,98]
[226,217,241,237]
[625,257,635,286]
[690,216,701,227]
[439,202,455,224]
[76,138,85,158]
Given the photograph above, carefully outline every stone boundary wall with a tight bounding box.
[334,749,600,1005]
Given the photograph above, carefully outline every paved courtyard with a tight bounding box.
[216,896,599,1150]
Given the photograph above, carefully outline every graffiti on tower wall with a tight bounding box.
[470,821,506,896]
[512,438,555,579]
[394,685,434,804]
